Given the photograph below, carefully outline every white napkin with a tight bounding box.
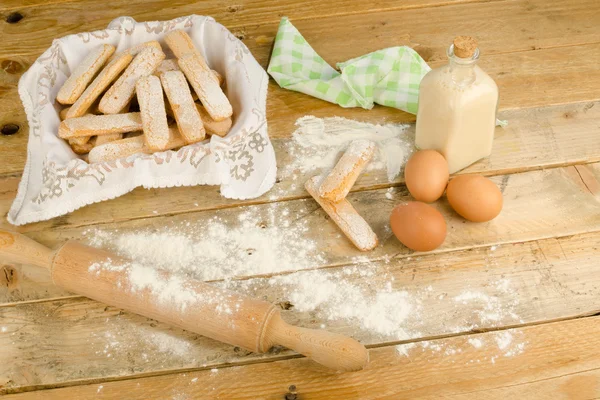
[9,15,276,225]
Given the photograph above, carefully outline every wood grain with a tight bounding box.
[3,0,599,60]
[2,162,600,303]
[6,316,597,399]
[2,238,600,394]
[2,100,600,234]
[2,43,600,177]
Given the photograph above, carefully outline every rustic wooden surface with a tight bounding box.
[1,0,600,398]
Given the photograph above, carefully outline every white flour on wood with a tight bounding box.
[85,205,526,364]
[282,116,413,182]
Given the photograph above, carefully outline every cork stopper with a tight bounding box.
[453,36,478,58]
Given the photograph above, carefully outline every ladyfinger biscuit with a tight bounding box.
[99,47,165,114]
[136,75,170,151]
[88,126,185,163]
[94,104,129,145]
[70,137,96,155]
[196,104,232,137]
[212,69,224,86]
[160,71,205,143]
[69,136,90,146]
[164,30,221,83]
[179,53,232,121]
[318,140,376,202]
[58,113,142,139]
[57,44,115,105]
[88,136,145,163]
[125,40,162,56]
[152,59,223,85]
[305,176,379,251]
[153,59,180,76]
[59,107,71,120]
[66,52,134,119]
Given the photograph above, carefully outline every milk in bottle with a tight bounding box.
[415,36,499,173]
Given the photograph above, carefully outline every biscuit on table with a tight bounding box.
[318,140,376,202]
[305,176,379,251]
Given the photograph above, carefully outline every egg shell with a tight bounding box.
[390,201,447,252]
[404,150,449,203]
[446,175,503,222]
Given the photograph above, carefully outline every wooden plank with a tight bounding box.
[0,0,517,58]
[8,316,598,399]
[2,43,600,178]
[0,0,79,12]
[2,229,600,392]
[0,233,600,391]
[2,100,600,235]
[1,160,599,302]
[3,0,599,60]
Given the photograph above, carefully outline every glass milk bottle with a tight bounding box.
[415,36,498,173]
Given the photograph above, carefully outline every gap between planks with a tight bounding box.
[3,312,600,397]
[3,224,600,391]
[2,162,600,305]
[2,99,600,234]
[1,228,597,309]
[0,0,506,17]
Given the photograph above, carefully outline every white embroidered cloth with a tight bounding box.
[9,15,276,225]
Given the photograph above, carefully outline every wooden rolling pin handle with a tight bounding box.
[261,310,369,372]
[0,230,54,269]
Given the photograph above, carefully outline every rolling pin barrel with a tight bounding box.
[52,240,277,353]
[0,231,368,371]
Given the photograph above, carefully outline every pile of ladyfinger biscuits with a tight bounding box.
[305,140,379,252]
[56,30,233,163]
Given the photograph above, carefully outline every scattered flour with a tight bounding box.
[0,327,7,333]
[494,331,513,350]
[86,203,325,282]
[385,187,395,200]
[84,203,526,367]
[283,116,413,182]
[265,266,418,340]
[147,331,191,357]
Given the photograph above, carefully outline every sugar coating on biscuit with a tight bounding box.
[57,44,115,105]
[67,52,134,119]
[318,140,376,202]
[99,47,165,114]
[305,176,379,251]
[179,53,232,121]
[136,75,170,151]
[59,113,143,138]
[161,70,205,143]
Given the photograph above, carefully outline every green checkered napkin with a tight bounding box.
[267,17,431,114]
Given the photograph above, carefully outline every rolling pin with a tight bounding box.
[0,230,368,371]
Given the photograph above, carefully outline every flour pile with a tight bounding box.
[86,203,325,282]
[282,116,413,182]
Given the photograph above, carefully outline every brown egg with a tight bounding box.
[390,201,447,252]
[404,150,449,203]
[446,175,503,222]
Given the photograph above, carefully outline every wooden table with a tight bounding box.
[1,0,600,398]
